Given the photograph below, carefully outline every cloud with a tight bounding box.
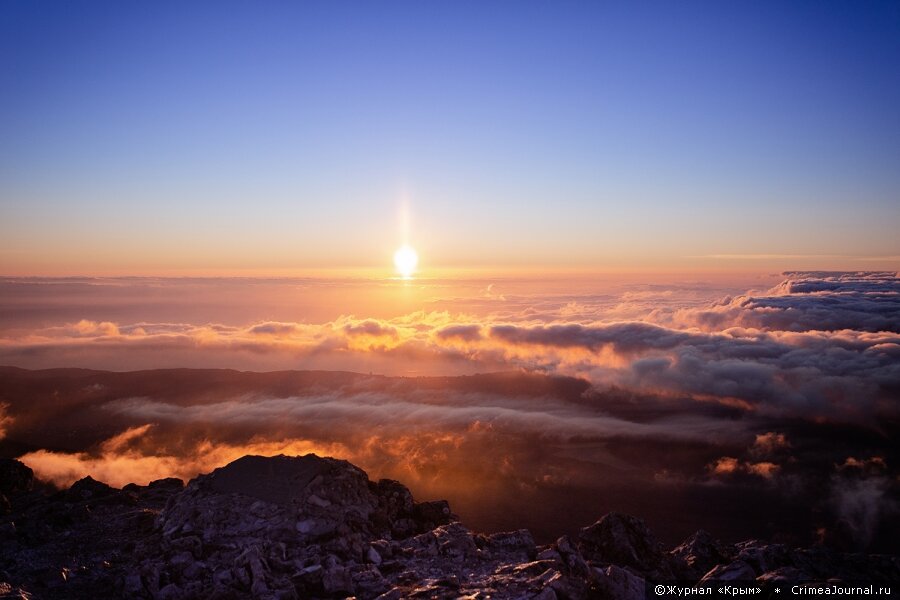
[342,319,399,338]
[248,322,305,336]
[659,271,900,333]
[4,363,897,550]
[2,272,898,548]
[484,320,896,420]
[751,432,790,457]
[2,273,898,423]
[710,456,741,475]
[19,426,344,489]
[746,461,780,479]
[829,476,895,549]
[708,456,780,480]
[101,392,740,447]
[435,324,483,342]
[838,456,887,473]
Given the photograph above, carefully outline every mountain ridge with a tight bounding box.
[1,454,897,599]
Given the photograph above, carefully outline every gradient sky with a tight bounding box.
[1,1,899,274]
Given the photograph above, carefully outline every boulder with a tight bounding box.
[412,500,456,531]
[148,477,184,491]
[66,476,115,501]
[486,529,537,560]
[577,513,674,579]
[596,565,645,600]
[206,454,341,505]
[670,529,733,581]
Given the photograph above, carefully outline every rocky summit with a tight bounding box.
[0,455,897,600]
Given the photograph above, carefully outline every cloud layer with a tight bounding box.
[2,272,897,423]
[0,272,897,549]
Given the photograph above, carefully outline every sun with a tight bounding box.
[393,245,418,279]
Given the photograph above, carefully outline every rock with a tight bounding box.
[2,453,897,600]
[147,454,475,598]
[322,564,353,595]
[167,534,203,558]
[212,567,236,587]
[0,459,33,496]
[156,583,183,600]
[434,522,478,561]
[352,563,388,596]
[577,512,674,579]
[123,571,145,595]
[413,500,455,530]
[555,535,590,578]
[66,476,115,501]
[307,493,331,508]
[371,480,415,521]
[0,582,33,599]
[756,566,810,582]
[536,547,562,562]
[486,529,536,560]
[207,454,335,505]
[596,565,645,600]
[509,559,559,577]
[0,520,17,539]
[149,477,184,491]
[290,563,323,594]
[532,587,558,600]
[670,529,733,580]
[700,559,757,582]
[370,539,392,560]
[168,550,195,573]
[295,517,337,537]
[545,570,590,599]
[733,540,791,575]
[405,576,461,598]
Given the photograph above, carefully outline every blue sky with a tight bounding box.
[1,1,899,273]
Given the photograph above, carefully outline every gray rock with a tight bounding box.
[700,559,757,582]
[596,565,645,600]
[486,529,536,559]
[155,583,183,600]
[3,453,897,600]
[577,513,674,579]
[756,566,811,582]
[734,540,791,575]
[322,564,353,595]
[670,529,733,581]
[531,587,558,600]
[66,476,115,501]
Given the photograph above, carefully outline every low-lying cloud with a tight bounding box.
[2,272,898,423]
[0,272,898,549]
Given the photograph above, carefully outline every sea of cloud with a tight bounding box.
[0,271,897,549]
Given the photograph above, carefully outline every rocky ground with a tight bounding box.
[1,455,897,599]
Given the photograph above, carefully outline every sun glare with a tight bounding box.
[393,245,418,278]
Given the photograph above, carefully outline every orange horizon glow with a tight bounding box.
[2,259,898,280]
